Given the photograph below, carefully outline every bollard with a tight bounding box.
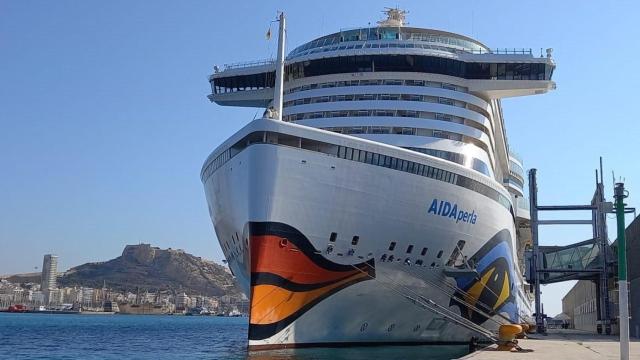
[525,323,536,334]
[497,324,523,351]
[516,324,529,339]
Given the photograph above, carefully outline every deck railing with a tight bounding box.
[222,58,275,71]
[467,48,534,55]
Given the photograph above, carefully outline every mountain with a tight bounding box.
[58,244,240,297]
[3,272,41,284]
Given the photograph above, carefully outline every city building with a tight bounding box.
[41,254,58,303]
[175,292,189,311]
[81,287,94,308]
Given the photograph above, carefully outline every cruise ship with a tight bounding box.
[201,9,555,350]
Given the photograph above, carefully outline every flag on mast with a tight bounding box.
[266,27,271,40]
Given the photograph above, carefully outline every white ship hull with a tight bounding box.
[202,119,529,350]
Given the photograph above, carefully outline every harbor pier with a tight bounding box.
[460,329,639,360]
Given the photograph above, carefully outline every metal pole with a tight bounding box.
[614,183,629,360]
[272,12,286,121]
[592,171,602,332]
[529,169,544,333]
[599,157,612,335]
[601,183,612,334]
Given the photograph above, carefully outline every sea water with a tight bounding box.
[0,313,469,359]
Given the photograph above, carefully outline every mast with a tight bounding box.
[272,12,286,121]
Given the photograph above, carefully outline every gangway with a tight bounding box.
[526,163,617,335]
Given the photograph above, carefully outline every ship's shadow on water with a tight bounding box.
[246,345,469,360]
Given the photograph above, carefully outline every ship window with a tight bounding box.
[406,245,414,254]
[421,247,428,256]
[388,242,396,251]
[365,152,373,164]
[330,232,337,242]
[381,254,387,261]
[388,255,394,261]
[277,133,300,147]
[207,131,511,212]
[403,160,410,171]
[437,250,443,258]
[439,98,454,106]
[346,147,354,160]
[352,236,359,245]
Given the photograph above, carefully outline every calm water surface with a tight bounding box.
[0,313,469,359]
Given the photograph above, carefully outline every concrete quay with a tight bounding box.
[460,329,640,360]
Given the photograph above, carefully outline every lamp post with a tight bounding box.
[614,182,629,360]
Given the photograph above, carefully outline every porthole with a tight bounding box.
[326,245,334,254]
[330,232,337,242]
[388,242,396,251]
[381,254,387,261]
[406,245,414,254]
[437,250,443,258]
[352,236,359,245]
[388,255,395,262]
[421,247,428,256]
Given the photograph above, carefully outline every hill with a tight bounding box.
[2,272,41,284]
[58,244,240,297]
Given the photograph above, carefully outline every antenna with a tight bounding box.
[599,156,604,185]
[270,12,286,120]
[377,7,408,27]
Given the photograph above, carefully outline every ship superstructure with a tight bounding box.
[202,9,555,349]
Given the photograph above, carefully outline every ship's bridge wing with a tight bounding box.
[209,51,555,108]
[208,60,275,108]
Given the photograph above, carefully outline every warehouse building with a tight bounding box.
[562,215,639,337]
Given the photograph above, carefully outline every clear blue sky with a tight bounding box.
[1,0,639,316]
